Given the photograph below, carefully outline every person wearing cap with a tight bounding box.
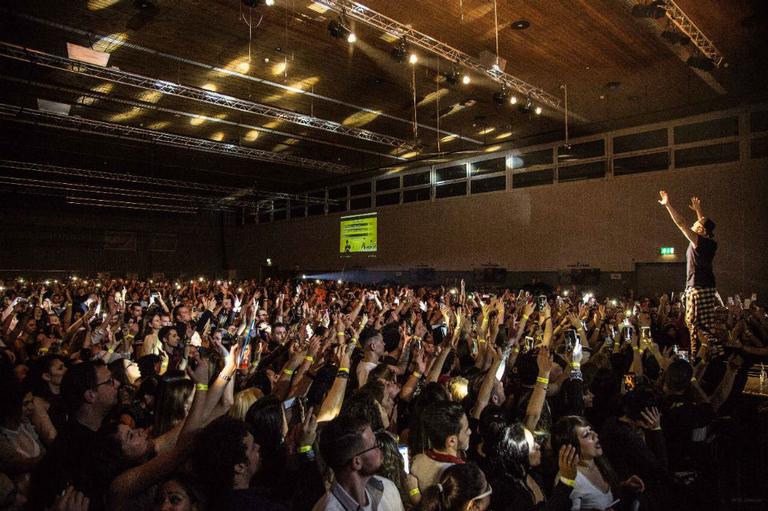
[658,192,720,358]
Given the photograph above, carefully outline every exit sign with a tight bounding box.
[660,247,675,255]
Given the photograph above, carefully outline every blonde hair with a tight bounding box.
[229,387,264,420]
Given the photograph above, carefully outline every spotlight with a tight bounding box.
[631,1,666,19]
[409,53,418,64]
[266,258,273,266]
[242,0,270,6]
[661,29,690,45]
[445,70,460,85]
[347,32,357,43]
[492,87,508,105]
[509,95,518,105]
[328,19,349,40]
[462,74,471,85]
[390,38,408,62]
[518,98,533,114]
[535,106,542,115]
[337,279,343,284]
[265,0,275,5]
[687,55,715,71]
[302,274,307,279]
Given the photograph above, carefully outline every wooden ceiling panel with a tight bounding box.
[1,0,765,189]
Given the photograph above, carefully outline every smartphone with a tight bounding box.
[623,326,634,343]
[564,330,577,353]
[524,336,534,352]
[283,397,296,410]
[640,326,651,339]
[624,373,636,391]
[537,295,548,310]
[399,445,410,474]
[677,350,689,362]
[727,296,734,306]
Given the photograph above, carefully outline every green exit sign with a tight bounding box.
[660,247,675,255]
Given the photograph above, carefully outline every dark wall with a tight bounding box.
[0,195,227,278]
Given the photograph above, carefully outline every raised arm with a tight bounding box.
[658,191,698,247]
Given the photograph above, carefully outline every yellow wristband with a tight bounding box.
[283,368,295,376]
[298,445,313,454]
[107,347,115,354]
[522,315,530,321]
[338,367,349,374]
[478,339,487,344]
[195,383,208,391]
[409,488,421,496]
[39,347,49,354]
[536,376,549,385]
[305,355,314,363]
[412,371,422,378]
[559,476,576,487]
[124,334,134,341]
[571,362,580,369]
[412,336,422,342]
[336,332,346,337]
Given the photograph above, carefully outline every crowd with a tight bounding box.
[0,276,765,511]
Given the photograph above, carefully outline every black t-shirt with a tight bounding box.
[686,235,717,288]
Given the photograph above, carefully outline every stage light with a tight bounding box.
[445,70,460,85]
[409,53,418,64]
[661,29,690,45]
[535,106,542,115]
[337,279,343,284]
[302,274,307,279]
[687,55,715,71]
[492,87,508,105]
[328,19,348,39]
[391,38,408,62]
[462,74,471,85]
[562,290,569,296]
[509,95,518,105]
[631,1,666,19]
[347,32,357,43]
[265,0,274,5]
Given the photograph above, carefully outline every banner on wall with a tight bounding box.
[339,213,377,253]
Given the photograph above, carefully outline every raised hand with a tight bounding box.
[689,196,702,214]
[558,445,579,481]
[639,406,662,430]
[658,190,669,206]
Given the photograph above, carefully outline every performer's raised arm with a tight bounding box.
[658,190,699,247]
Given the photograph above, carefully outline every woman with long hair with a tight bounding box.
[551,415,645,511]
[152,375,194,437]
[153,474,206,511]
[486,422,578,511]
[415,463,491,511]
[375,429,419,509]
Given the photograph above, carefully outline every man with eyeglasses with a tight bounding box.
[29,360,119,509]
[313,416,404,511]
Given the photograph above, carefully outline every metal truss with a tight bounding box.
[317,0,562,112]
[0,103,348,173]
[0,160,330,205]
[0,42,414,150]
[0,75,405,161]
[662,0,725,67]
[3,9,481,145]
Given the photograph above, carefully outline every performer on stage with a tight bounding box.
[658,190,721,358]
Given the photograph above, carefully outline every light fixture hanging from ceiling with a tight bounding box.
[391,37,408,62]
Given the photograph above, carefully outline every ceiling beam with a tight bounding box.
[0,75,407,162]
[0,102,348,173]
[0,41,415,150]
[2,9,481,145]
[662,0,725,67]
[316,0,581,120]
[0,159,329,205]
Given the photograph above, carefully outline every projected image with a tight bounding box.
[340,213,377,253]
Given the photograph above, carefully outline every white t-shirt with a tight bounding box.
[568,469,616,510]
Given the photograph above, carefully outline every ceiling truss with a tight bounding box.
[0,102,348,173]
[317,0,568,115]
[0,41,415,150]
